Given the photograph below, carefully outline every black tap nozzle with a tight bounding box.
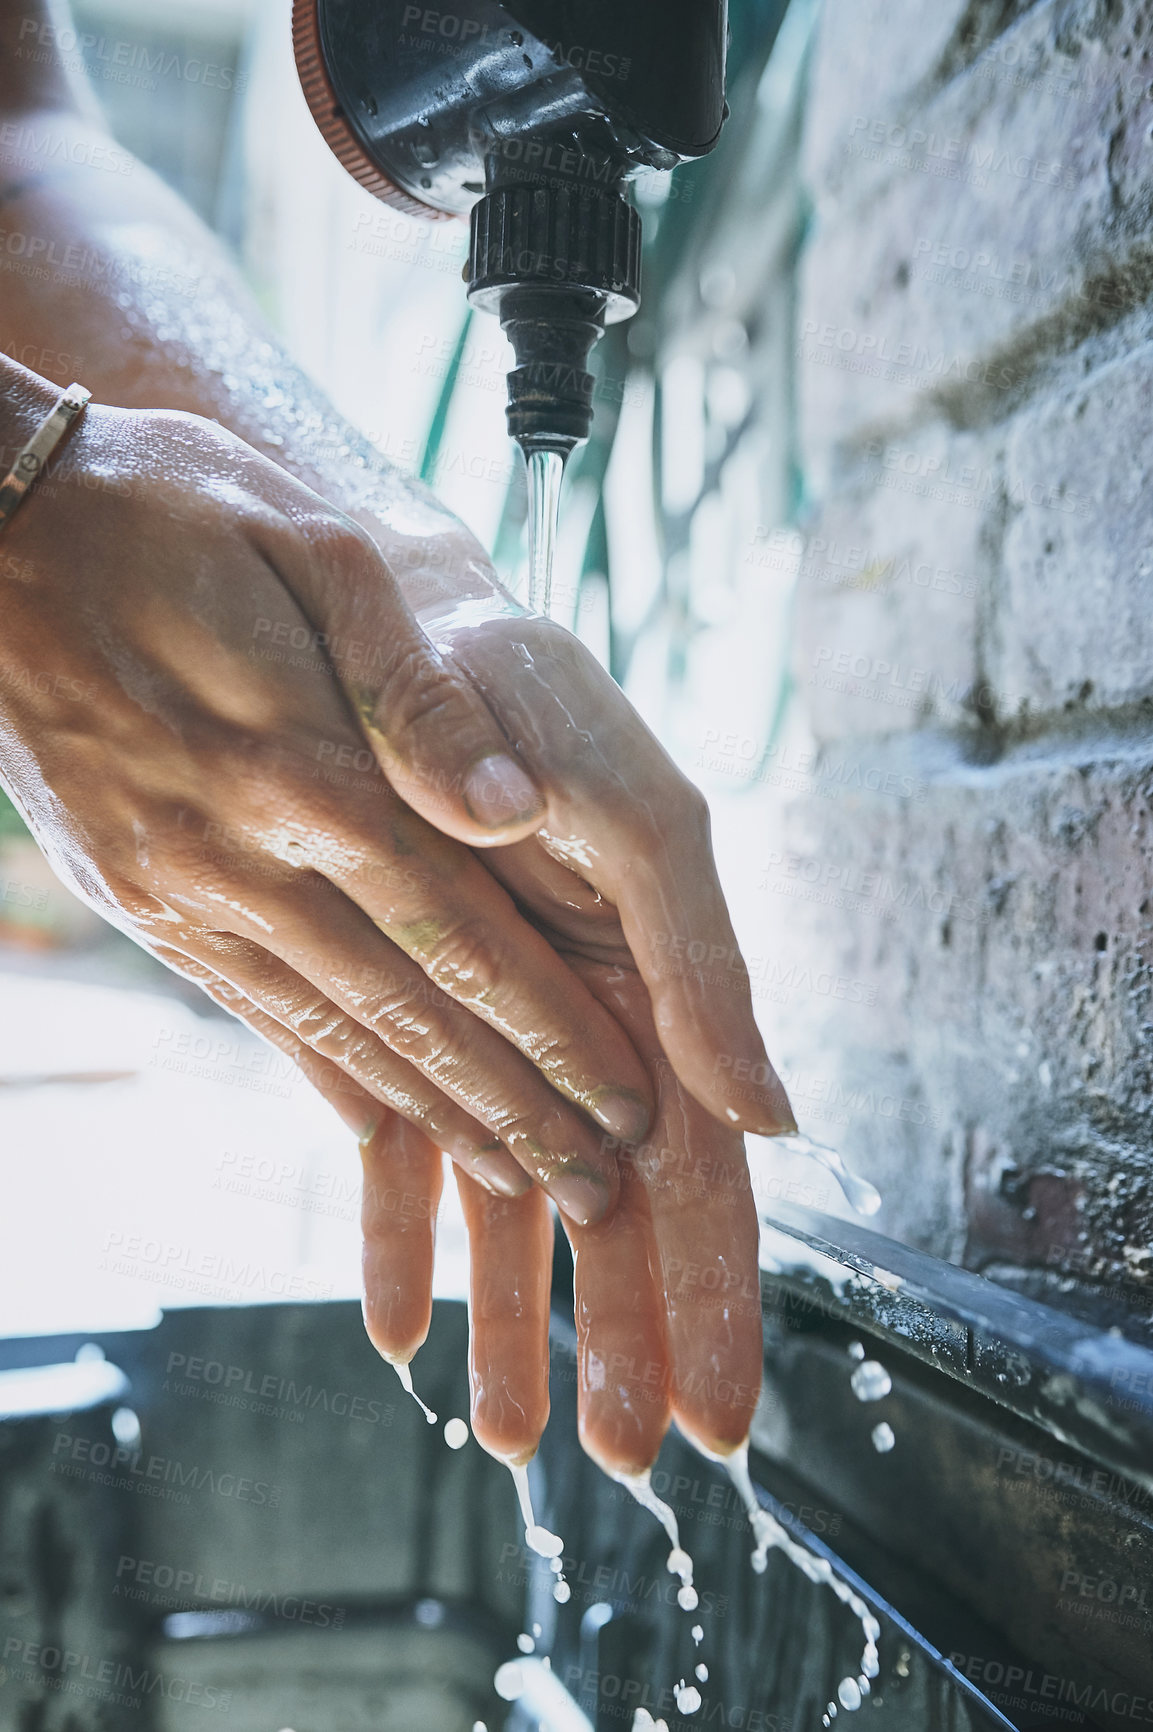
[467,179,641,459]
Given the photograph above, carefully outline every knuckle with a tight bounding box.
[675,768,709,818]
[377,646,468,746]
[283,992,345,1047]
[364,979,445,1053]
[422,917,504,1002]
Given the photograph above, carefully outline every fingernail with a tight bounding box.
[484,1162,533,1199]
[590,1088,652,1143]
[463,754,542,829]
[740,1102,798,1137]
[548,1168,611,1227]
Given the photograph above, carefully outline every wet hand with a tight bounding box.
[424,604,794,1142]
[0,376,658,1223]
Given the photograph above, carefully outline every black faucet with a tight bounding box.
[294,0,729,466]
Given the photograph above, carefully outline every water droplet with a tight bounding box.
[111,1407,140,1447]
[517,1632,534,1653]
[837,1677,862,1712]
[871,1422,896,1453]
[848,1340,865,1361]
[444,1416,469,1449]
[495,1660,526,1701]
[553,1579,571,1603]
[677,1584,699,1611]
[675,1683,702,1714]
[527,1523,563,1558]
[695,1663,709,1682]
[850,1361,892,1402]
[691,1624,704,1644]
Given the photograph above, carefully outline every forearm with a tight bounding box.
[0,0,100,123]
[0,55,501,613]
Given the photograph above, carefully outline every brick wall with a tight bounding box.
[780,0,1153,1312]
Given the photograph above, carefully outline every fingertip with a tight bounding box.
[589,1086,654,1143]
[547,1164,618,1228]
[447,1136,532,1199]
[720,1096,797,1138]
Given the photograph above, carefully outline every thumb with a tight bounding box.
[273,506,546,846]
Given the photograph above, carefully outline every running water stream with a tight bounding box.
[525,447,565,617]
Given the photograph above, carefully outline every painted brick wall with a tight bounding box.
[781,0,1153,1313]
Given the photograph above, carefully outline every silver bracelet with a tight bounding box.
[0,383,92,532]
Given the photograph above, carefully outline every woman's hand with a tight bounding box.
[360,831,770,1471]
[423,603,794,1141]
[0,368,661,1223]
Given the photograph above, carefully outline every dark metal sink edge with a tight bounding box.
[757,1201,1153,1494]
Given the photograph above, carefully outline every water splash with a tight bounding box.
[724,1447,881,1705]
[525,447,565,617]
[508,1462,571,1603]
[614,1469,698,1610]
[393,1362,437,1425]
[773,1132,881,1216]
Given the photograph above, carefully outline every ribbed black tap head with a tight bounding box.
[467,180,641,456]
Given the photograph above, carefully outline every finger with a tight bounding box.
[609,811,795,1138]
[575,958,763,1459]
[311,807,652,1142]
[360,1114,443,1365]
[202,751,653,1145]
[562,1155,671,1477]
[151,930,530,1199]
[149,945,383,1138]
[252,508,546,845]
[189,872,623,1225]
[455,1169,553,1466]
